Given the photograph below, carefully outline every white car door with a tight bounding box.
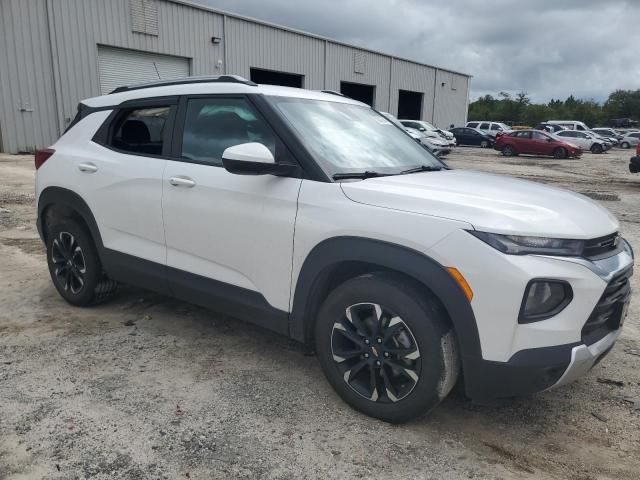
[74,101,174,265]
[556,130,585,149]
[162,96,302,318]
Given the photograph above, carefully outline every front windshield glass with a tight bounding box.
[270,97,443,175]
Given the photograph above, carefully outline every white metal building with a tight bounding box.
[0,0,471,153]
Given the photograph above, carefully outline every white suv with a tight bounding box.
[465,121,511,137]
[35,76,633,423]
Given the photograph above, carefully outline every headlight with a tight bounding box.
[469,231,584,256]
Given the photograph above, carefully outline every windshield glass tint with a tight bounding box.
[270,97,442,174]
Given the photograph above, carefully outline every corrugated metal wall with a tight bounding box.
[389,58,436,120]
[433,70,470,129]
[225,17,325,89]
[46,0,224,133]
[0,0,59,153]
[325,44,392,112]
[0,0,470,153]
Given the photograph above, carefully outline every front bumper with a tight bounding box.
[463,243,632,403]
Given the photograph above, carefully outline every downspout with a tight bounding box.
[45,0,64,137]
[388,57,393,114]
[431,67,438,125]
[323,39,328,90]
[222,14,228,74]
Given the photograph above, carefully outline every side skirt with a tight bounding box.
[101,248,289,336]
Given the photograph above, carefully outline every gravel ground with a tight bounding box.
[0,148,639,480]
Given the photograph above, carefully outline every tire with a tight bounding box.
[480,140,490,148]
[621,142,630,149]
[502,144,515,157]
[314,272,459,423]
[553,147,567,159]
[46,219,116,306]
[590,144,603,154]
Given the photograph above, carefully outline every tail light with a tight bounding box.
[35,148,55,170]
[636,143,640,155]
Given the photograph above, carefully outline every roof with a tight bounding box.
[167,0,472,79]
[82,79,367,108]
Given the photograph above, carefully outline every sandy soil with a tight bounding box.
[0,148,639,480]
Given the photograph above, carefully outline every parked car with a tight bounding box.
[554,130,608,154]
[546,120,590,131]
[35,75,632,423]
[495,130,582,158]
[620,131,640,149]
[465,121,511,137]
[399,120,456,146]
[449,127,495,147]
[536,123,568,134]
[591,128,623,143]
[380,112,451,156]
[629,143,640,173]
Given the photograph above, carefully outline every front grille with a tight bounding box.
[582,267,632,345]
[583,233,620,258]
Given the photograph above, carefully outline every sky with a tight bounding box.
[196,0,640,104]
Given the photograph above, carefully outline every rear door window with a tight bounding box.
[109,106,171,156]
[479,122,490,130]
[467,122,478,128]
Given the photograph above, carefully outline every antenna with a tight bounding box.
[153,61,161,80]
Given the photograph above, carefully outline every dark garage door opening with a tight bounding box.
[340,81,375,107]
[250,68,304,88]
[397,90,423,120]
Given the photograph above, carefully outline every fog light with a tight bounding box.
[519,280,572,323]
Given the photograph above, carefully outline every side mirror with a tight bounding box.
[222,143,300,177]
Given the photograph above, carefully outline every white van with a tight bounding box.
[547,120,590,131]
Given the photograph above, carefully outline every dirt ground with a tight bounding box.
[1,147,639,480]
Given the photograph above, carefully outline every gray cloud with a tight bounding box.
[197,0,640,102]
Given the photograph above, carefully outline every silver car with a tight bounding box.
[620,132,640,149]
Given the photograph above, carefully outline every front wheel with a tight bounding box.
[590,143,603,154]
[480,140,490,148]
[621,141,631,149]
[502,144,516,156]
[315,273,459,423]
[553,147,567,159]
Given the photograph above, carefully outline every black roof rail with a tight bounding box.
[109,75,257,94]
[320,90,345,97]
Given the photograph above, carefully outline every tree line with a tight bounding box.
[468,89,640,127]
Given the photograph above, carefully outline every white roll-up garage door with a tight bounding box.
[97,46,190,94]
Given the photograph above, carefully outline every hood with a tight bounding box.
[341,170,618,239]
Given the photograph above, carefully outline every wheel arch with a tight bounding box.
[290,236,483,370]
[37,187,104,251]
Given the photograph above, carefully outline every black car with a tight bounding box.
[449,127,495,147]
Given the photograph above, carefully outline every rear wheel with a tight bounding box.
[46,220,116,306]
[315,273,459,423]
[553,147,567,159]
[502,144,516,156]
[590,143,603,154]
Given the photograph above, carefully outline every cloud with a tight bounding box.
[196,0,640,103]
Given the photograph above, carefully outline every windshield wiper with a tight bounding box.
[332,171,390,180]
[400,165,444,175]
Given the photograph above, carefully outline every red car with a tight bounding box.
[495,130,582,159]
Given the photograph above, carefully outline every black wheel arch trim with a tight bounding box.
[289,236,483,382]
[37,186,104,251]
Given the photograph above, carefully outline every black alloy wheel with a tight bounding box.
[331,302,420,403]
[51,231,87,294]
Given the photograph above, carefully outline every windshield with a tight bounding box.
[270,97,443,175]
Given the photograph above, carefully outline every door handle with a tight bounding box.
[169,176,196,188]
[78,162,98,173]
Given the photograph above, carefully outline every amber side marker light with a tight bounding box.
[446,267,473,302]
